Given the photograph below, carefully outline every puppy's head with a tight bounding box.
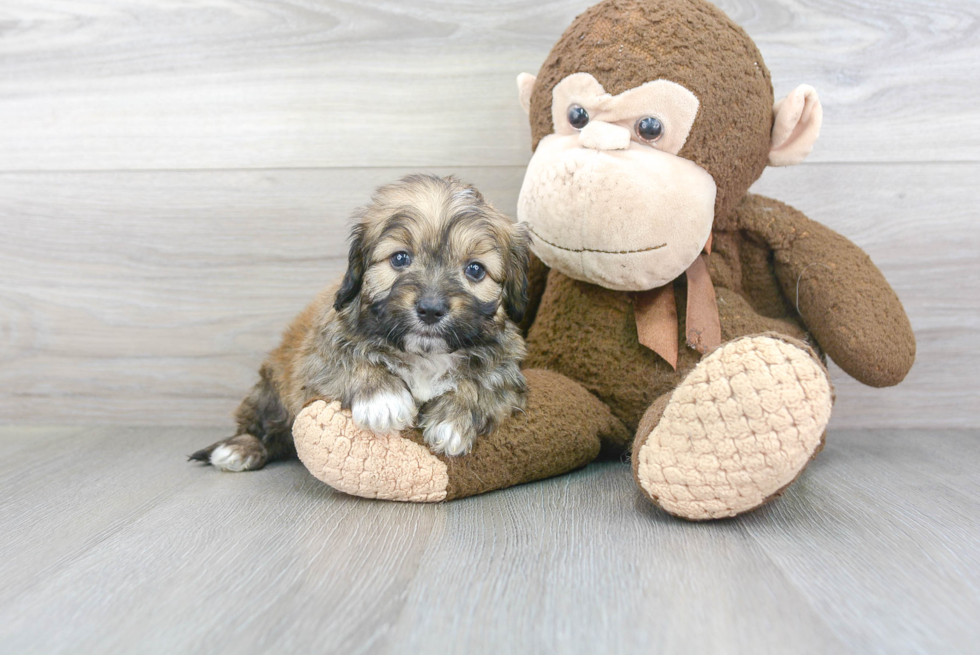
[334,174,530,353]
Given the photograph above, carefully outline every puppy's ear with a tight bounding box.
[334,224,366,311]
[502,222,531,323]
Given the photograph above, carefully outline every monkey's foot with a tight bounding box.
[632,334,834,520]
[293,400,449,502]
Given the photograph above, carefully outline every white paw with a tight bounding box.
[351,388,417,435]
[210,444,263,472]
[423,421,476,457]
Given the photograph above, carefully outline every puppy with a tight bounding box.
[191,174,530,471]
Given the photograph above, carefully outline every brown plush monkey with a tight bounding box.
[292,0,915,519]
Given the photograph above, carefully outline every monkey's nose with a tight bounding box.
[416,297,449,325]
[579,121,631,151]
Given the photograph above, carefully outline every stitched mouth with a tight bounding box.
[527,225,667,255]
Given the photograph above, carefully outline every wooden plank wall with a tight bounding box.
[1,0,977,428]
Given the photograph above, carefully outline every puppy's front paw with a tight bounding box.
[350,388,417,435]
[422,420,477,457]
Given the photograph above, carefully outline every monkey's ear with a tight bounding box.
[503,223,531,323]
[517,73,536,116]
[334,224,366,311]
[769,85,823,167]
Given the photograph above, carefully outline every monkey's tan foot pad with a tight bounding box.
[633,334,833,520]
[293,400,449,503]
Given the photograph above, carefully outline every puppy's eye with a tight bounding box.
[464,262,486,282]
[635,116,665,143]
[390,251,412,269]
[567,105,589,130]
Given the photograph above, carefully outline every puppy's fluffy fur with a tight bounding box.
[191,174,530,471]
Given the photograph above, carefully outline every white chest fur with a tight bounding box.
[394,352,460,404]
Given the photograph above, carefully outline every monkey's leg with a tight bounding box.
[292,369,629,502]
[631,333,833,520]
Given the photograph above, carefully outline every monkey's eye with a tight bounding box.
[390,251,412,269]
[464,261,486,282]
[635,116,665,143]
[567,105,589,130]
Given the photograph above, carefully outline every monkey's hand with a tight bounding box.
[738,194,915,387]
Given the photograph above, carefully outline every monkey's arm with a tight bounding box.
[517,250,551,336]
[738,195,915,387]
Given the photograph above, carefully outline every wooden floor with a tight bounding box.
[0,426,977,654]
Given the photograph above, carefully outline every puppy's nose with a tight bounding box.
[416,297,449,325]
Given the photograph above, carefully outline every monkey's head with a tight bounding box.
[516,0,822,291]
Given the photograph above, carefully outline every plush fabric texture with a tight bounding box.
[293,400,450,502]
[433,368,629,499]
[631,334,833,520]
[293,370,630,502]
[519,132,716,290]
[522,202,832,437]
[522,191,913,430]
[528,0,774,225]
[733,195,916,386]
[518,69,715,292]
[769,84,823,167]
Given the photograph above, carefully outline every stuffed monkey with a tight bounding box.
[293,0,915,519]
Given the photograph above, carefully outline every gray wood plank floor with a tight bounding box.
[0,426,976,654]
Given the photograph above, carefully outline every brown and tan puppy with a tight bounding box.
[191,174,530,470]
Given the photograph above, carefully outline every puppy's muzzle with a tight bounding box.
[416,295,449,326]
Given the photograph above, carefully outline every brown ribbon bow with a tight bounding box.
[631,239,721,369]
